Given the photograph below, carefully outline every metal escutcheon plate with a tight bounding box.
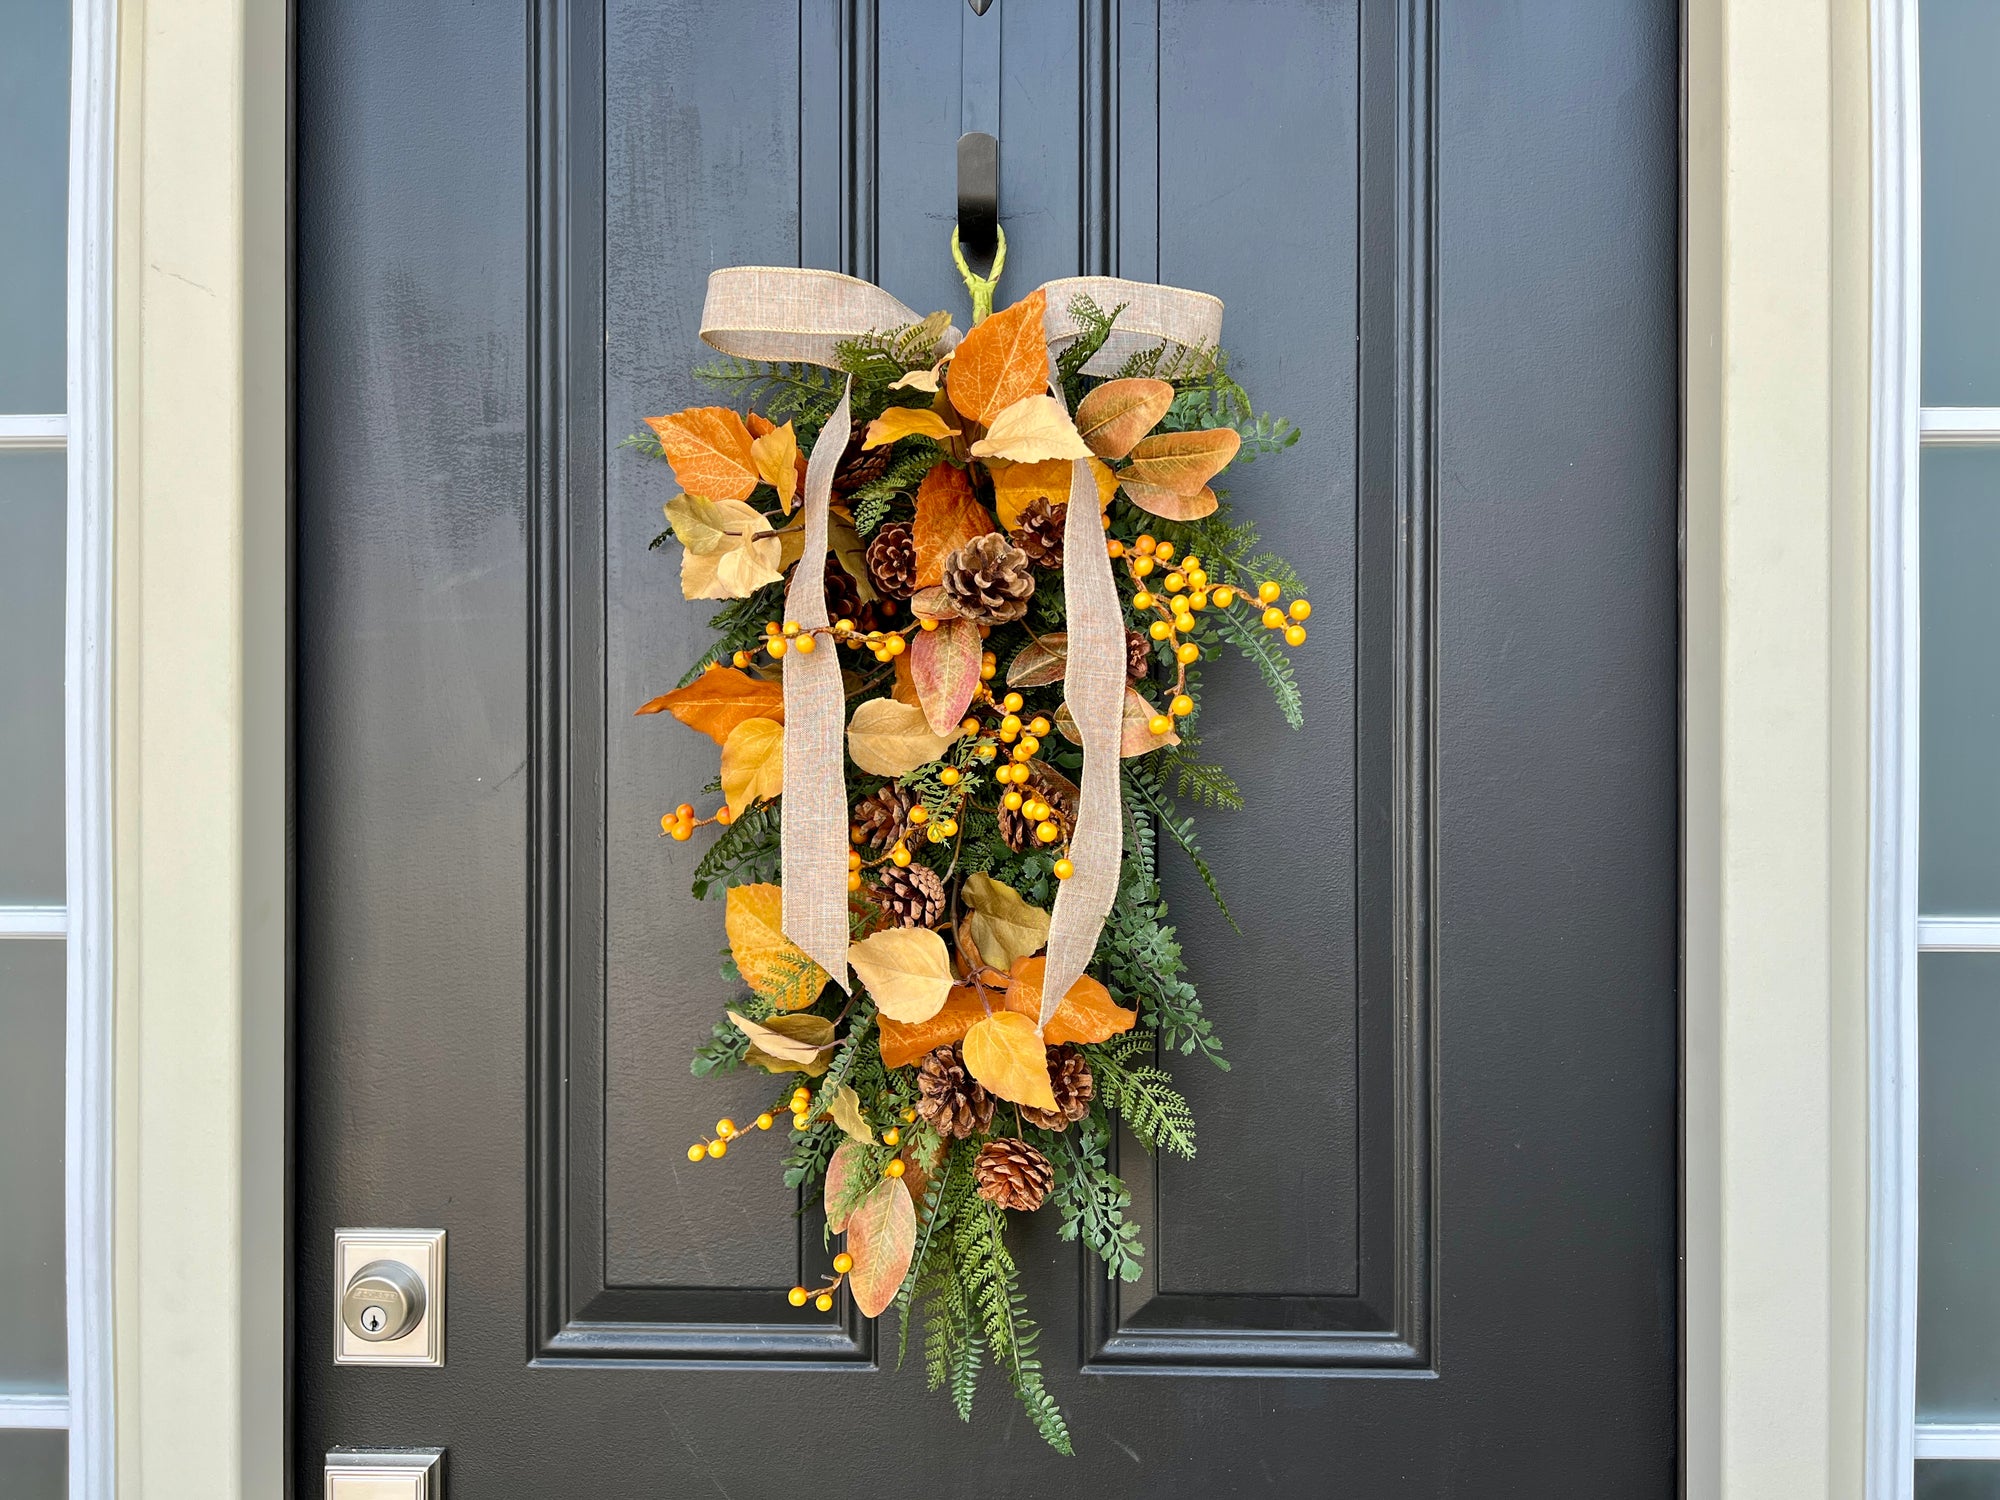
[324,1447,443,1499]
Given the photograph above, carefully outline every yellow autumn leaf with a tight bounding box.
[749,419,799,514]
[890,361,943,393]
[945,289,1049,425]
[728,1009,836,1065]
[720,716,785,815]
[826,1084,875,1144]
[962,873,1051,971]
[724,883,830,1012]
[960,1011,1057,1111]
[863,406,962,450]
[846,697,962,777]
[666,494,784,599]
[988,457,1117,530]
[847,926,955,1023]
[968,394,1093,464]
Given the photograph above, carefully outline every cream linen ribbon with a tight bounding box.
[699,265,1222,1023]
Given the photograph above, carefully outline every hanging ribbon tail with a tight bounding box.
[698,265,961,994]
[779,380,855,990]
[1031,277,1226,1027]
[1036,454,1126,1027]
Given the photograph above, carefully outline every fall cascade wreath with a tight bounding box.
[634,240,1306,1452]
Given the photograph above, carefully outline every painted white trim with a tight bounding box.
[1920,408,2000,445]
[1916,1424,2000,1460]
[0,415,68,451]
[1869,0,1922,1495]
[0,906,67,938]
[64,0,118,1491]
[0,1394,72,1431]
[1917,916,2000,951]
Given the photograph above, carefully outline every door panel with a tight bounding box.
[297,0,1678,1492]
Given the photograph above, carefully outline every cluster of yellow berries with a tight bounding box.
[684,1109,776,1163]
[1253,579,1312,647]
[661,801,733,843]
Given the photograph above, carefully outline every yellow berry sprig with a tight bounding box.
[660,800,737,843]
[683,1107,779,1163]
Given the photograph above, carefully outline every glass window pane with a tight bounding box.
[1920,1465,2000,1500]
[0,1431,65,1500]
[1920,450,2000,911]
[1922,0,2000,403]
[0,452,65,903]
[0,0,69,411]
[0,941,66,1394]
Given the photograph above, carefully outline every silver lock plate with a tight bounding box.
[324,1447,443,1499]
[333,1229,445,1367]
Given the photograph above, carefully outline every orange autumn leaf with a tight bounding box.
[960,1011,1057,1111]
[1119,427,1241,496]
[862,406,961,450]
[1074,378,1174,460]
[908,616,983,735]
[946,289,1049,426]
[644,406,760,501]
[745,411,776,439]
[634,664,784,746]
[844,1176,916,1319]
[911,462,996,588]
[877,983,994,1068]
[1001,955,1137,1045]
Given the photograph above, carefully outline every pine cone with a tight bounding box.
[1126,627,1154,682]
[873,861,946,928]
[865,521,918,600]
[823,557,895,635]
[850,784,914,851]
[1020,1044,1094,1131]
[1009,498,1066,569]
[916,1045,995,1140]
[833,431,893,496]
[941,533,1035,625]
[974,1137,1054,1212]
[998,766,1074,853]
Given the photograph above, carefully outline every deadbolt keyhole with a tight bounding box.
[340,1258,426,1343]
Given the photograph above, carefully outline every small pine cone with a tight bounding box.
[998,767,1074,854]
[1126,627,1154,682]
[850,784,914,851]
[873,861,946,928]
[1009,497,1067,569]
[1019,1044,1094,1131]
[916,1045,995,1140]
[941,533,1035,625]
[973,1137,1055,1212]
[823,557,896,636]
[865,521,918,600]
[833,431,894,495]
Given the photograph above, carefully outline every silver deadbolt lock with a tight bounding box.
[341,1258,426,1343]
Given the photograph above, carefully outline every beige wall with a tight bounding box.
[1685,0,1873,1493]
[112,0,287,1494]
[107,0,1876,1495]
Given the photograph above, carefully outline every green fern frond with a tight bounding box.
[1209,607,1305,730]
[1158,747,1244,811]
[1087,1032,1197,1159]
[1124,763,1237,930]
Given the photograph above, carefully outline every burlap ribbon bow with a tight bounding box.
[699,266,1222,1028]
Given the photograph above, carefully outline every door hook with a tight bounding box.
[968,0,993,13]
[956,131,1000,280]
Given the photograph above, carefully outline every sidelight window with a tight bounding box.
[1875,1,2000,1494]
[0,0,115,1496]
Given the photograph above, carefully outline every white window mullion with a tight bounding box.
[0,414,68,451]
[0,1394,70,1431]
[0,906,67,939]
